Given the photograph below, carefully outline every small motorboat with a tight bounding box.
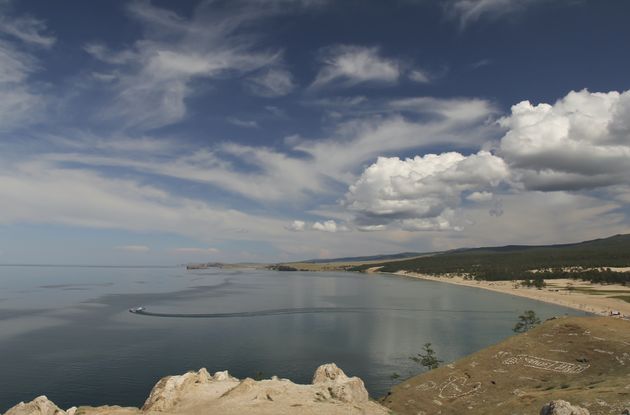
[129,306,145,313]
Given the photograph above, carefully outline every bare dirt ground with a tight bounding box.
[382,316,630,415]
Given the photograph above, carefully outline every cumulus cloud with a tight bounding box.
[466,191,493,202]
[345,151,509,230]
[245,67,295,97]
[312,220,348,233]
[115,245,150,253]
[498,89,630,191]
[286,219,348,232]
[286,220,306,231]
[312,45,400,88]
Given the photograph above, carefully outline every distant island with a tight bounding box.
[185,262,224,270]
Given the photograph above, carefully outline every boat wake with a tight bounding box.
[129,306,515,319]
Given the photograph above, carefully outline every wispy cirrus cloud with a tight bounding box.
[38,95,499,203]
[0,0,56,47]
[83,0,300,129]
[0,2,52,130]
[445,0,553,28]
[245,67,296,97]
[115,245,150,253]
[171,247,219,255]
[311,45,400,88]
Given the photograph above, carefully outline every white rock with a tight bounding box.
[4,396,66,415]
[540,400,590,415]
[312,363,369,403]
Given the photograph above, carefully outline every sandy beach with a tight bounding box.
[387,271,630,317]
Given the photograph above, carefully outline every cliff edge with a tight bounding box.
[3,364,388,415]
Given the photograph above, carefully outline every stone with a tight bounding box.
[4,396,66,415]
[540,400,590,415]
[4,364,387,415]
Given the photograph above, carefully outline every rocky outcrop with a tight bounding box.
[311,362,369,403]
[540,400,590,415]
[4,396,66,415]
[142,368,240,412]
[3,364,388,415]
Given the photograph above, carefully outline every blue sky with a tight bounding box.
[1,0,630,265]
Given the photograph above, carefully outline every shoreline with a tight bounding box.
[381,271,630,317]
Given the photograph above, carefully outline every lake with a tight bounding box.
[0,266,587,411]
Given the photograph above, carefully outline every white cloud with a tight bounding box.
[286,220,306,231]
[84,1,285,129]
[0,2,56,48]
[466,191,494,202]
[40,96,498,204]
[345,151,509,230]
[0,40,36,83]
[446,0,549,28]
[0,159,290,243]
[0,3,52,129]
[312,220,348,233]
[388,96,496,121]
[245,67,295,97]
[408,69,431,84]
[498,89,630,191]
[429,191,629,250]
[0,156,416,262]
[171,247,219,254]
[115,245,150,253]
[84,43,136,65]
[286,219,348,233]
[0,39,46,129]
[227,117,260,128]
[312,45,400,88]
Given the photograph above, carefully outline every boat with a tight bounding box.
[129,306,145,313]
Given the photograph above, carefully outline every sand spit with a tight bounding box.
[390,272,630,317]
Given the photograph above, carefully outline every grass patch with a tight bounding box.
[565,288,630,295]
[611,295,630,303]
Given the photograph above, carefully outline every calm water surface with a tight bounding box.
[0,266,587,411]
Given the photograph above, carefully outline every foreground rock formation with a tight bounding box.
[4,364,388,415]
[383,316,630,415]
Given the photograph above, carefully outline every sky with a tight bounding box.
[1,0,630,265]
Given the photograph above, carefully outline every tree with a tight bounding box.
[513,310,541,333]
[410,342,442,370]
[533,277,546,289]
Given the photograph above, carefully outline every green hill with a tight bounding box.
[350,234,630,284]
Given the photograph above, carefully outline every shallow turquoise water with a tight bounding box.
[0,266,587,411]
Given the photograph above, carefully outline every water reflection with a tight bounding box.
[0,266,586,412]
